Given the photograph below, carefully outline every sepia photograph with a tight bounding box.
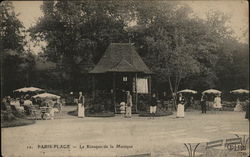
[1,0,249,157]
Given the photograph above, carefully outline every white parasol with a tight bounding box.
[177,89,197,94]
[202,89,222,94]
[230,89,249,94]
[14,87,45,93]
[32,92,60,99]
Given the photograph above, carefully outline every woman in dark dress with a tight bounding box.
[245,100,249,120]
[201,94,207,114]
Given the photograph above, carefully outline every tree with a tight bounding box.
[28,1,248,98]
[29,1,134,92]
[0,2,34,96]
[126,1,239,106]
[0,1,25,51]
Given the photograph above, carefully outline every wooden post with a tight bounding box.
[113,73,116,113]
[92,75,95,99]
[135,73,138,113]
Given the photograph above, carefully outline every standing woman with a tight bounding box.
[245,99,249,121]
[213,94,222,112]
[234,98,242,112]
[78,92,85,118]
[176,93,185,118]
[126,91,132,118]
[201,94,207,114]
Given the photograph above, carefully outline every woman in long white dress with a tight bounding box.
[176,93,185,118]
[234,98,242,112]
[213,94,222,110]
[78,92,85,118]
[125,91,132,118]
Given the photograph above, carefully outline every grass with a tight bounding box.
[1,117,35,128]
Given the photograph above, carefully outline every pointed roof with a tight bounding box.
[90,43,152,74]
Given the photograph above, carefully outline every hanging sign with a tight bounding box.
[123,76,127,82]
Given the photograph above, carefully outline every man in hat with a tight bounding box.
[150,93,157,118]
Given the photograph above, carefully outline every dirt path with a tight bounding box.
[2,107,249,157]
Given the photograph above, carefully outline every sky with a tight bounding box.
[12,0,249,53]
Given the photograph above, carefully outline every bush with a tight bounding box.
[11,110,26,118]
[139,110,173,117]
[137,94,151,111]
[1,110,35,128]
[1,110,16,121]
[86,111,115,117]
[88,93,113,113]
[67,110,115,117]
[1,117,35,128]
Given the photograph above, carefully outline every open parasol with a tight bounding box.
[14,87,45,93]
[230,89,249,94]
[32,92,60,99]
[177,89,197,94]
[202,89,222,95]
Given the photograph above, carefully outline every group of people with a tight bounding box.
[2,90,249,121]
[119,91,133,118]
[176,93,223,118]
[1,95,34,114]
[119,91,158,118]
[76,90,134,118]
[200,94,222,114]
[1,94,63,120]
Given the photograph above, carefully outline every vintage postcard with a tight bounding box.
[1,1,249,157]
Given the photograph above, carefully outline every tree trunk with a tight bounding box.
[168,76,176,111]
[168,75,182,111]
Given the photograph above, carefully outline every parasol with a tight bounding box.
[230,89,249,94]
[32,92,60,99]
[14,87,45,93]
[202,89,222,94]
[177,89,197,94]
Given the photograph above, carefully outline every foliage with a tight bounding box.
[1,49,37,96]
[139,110,173,117]
[1,117,35,128]
[67,110,115,117]
[1,1,249,100]
[1,110,16,121]
[128,2,235,93]
[86,112,115,117]
[0,2,38,96]
[0,1,26,51]
[89,92,113,112]
[1,107,35,128]
[29,1,133,92]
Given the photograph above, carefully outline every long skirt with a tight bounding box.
[245,104,249,120]
[234,104,243,112]
[50,108,55,120]
[213,102,222,109]
[78,103,85,118]
[126,106,132,118]
[176,104,184,118]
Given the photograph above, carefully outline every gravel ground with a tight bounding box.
[2,106,249,157]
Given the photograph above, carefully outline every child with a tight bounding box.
[120,102,126,117]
